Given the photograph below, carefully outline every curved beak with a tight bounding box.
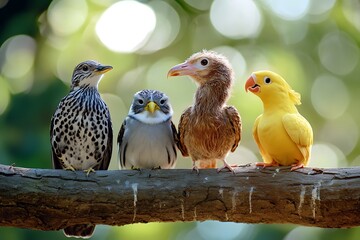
[167,61,197,78]
[96,65,113,74]
[145,101,160,113]
[245,74,260,93]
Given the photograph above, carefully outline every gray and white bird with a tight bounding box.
[50,60,113,238]
[118,89,178,169]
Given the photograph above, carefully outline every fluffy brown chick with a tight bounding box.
[168,50,242,172]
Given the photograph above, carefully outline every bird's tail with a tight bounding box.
[63,224,95,239]
[199,159,217,168]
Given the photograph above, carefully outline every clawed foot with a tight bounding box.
[290,163,304,171]
[192,164,200,175]
[131,166,141,171]
[64,165,76,171]
[217,162,237,174]
[83,168,95,176]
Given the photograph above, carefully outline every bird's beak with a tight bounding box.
[95,65,113,74]
[245,74,260,93]
[145,101,160,113]
[167,62,196,78]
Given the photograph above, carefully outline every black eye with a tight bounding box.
[200,59,208,66]
[160,99,166,105]
[138,99,144,104]
[264,77,271,84]
[82,65,89,71]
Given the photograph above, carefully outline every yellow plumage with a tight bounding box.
[245,70,313,170]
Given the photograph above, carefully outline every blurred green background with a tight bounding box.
[1,0,360,239]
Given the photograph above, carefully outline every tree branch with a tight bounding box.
[0,164,359,231]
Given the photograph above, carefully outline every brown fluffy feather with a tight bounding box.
[169,50,242,171]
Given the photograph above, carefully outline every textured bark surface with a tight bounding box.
[0,164,359,231]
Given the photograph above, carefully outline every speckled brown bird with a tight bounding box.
[50,60,113,238]
[168,50,242,172]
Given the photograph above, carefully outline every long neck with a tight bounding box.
[193,77,230,113]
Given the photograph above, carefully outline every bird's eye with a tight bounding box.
[160,99,166,105]
[82,65,89,71]
[200,58,209,66]
[264,77,271,84]
[138,99,144,104]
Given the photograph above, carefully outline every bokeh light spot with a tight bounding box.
[273,19,308,45]
[140,1,180,53]
[96,1,156,53]
[212,46,247,80]
[196,221,254,240]
[309,143,346,168]
[311,74,349,119]
[210,0,262,39]
[264,0,310,21]
[319,115,359,155]
[318,31,359,75]
[47,0,88,36]
[0,77,10,115]
[308,0,336,15]
[342,0,360,32]
[0,35,36,93]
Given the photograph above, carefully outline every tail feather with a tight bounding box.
[199,159,217,168]
[63,224,95,239]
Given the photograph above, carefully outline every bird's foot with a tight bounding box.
[255,161,280,168]
[8,163,16,171]
[152,166,162,170]
[217,162,237,174]
[192,164,200,175]
[84,168,95,176]
[64,165,76,171]
[290,163,304,171]
[131,166,141,171]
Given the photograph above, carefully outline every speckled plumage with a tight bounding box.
[50,60,113,238]
[118,89,178,169]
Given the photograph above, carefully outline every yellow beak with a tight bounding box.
[145,101,160,113]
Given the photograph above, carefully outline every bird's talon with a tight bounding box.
[64,166,76,171]
[290,164,304,171]
[192,165,200,175]
[217,162,236,174]
[84,168,95,176]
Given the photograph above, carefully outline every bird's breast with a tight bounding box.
[120,119,176,169]
[51,95,111,170]
[257,114,302,165]
[185,114,235,159]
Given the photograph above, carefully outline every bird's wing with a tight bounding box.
[224,106,242,152]
[117,120,126,168]
[253,114,272,163]
[177,107,191,157]
[99,111,113,170]
[282,113,313,161]
[50,115,63,169]
[171,120,179,147]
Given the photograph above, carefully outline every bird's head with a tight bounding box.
[167,50,234,86]
[245,70,301,105]
[129,89,173,124]
[71,60,112,90]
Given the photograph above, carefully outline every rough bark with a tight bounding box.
[0,164,359,231]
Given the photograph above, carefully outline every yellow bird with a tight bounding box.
[245,70,313,171]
